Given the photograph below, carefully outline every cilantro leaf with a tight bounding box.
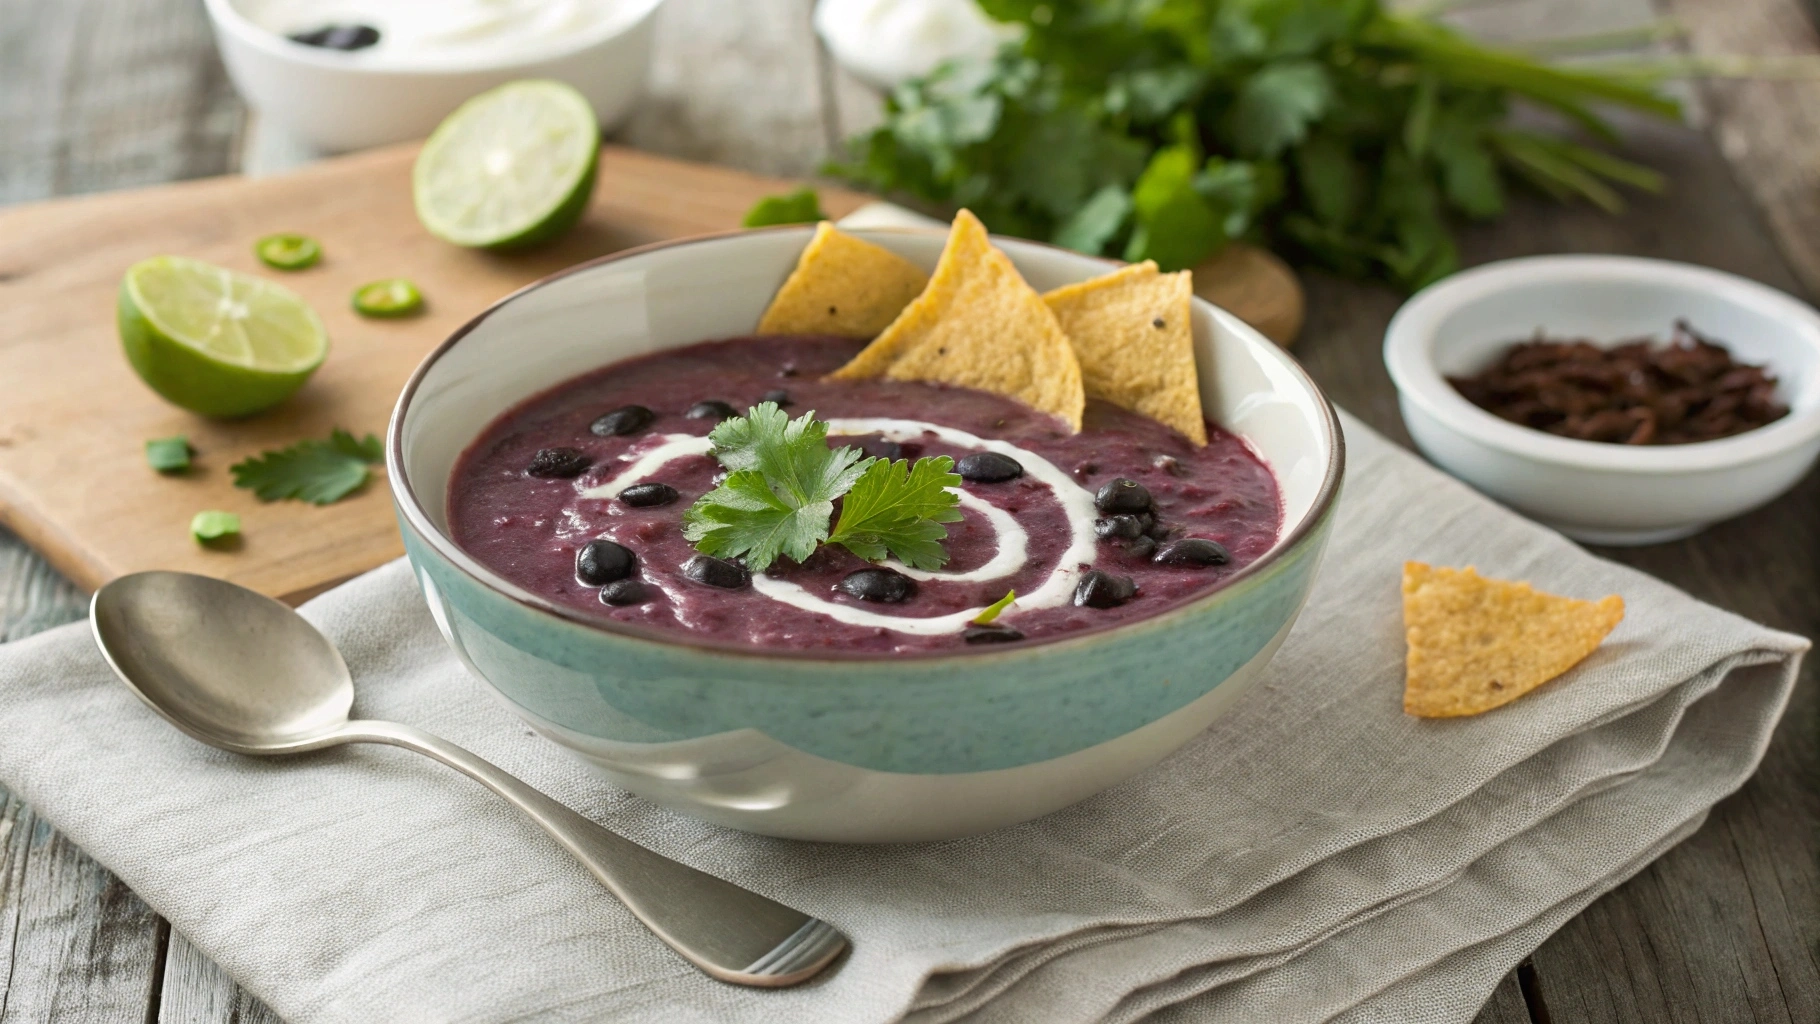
[742,187,825,228]
[684,406,963,572]
[1124,144,1227,271]
[230,428,382,505]
[1229,59,1333,160]
[685,404,867,572]
[828,456,963,570]
[682,469,839,571]
[1053,184,1132,254]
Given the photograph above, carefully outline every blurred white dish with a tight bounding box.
[814,0,1017,90]
[204,0,663,153]
[1384,255,1820,545]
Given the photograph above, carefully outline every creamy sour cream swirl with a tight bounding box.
[579,419,1100,635]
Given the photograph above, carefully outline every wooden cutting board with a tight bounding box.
[0,142,1303,604]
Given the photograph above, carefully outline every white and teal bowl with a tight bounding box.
[388,227,1344,842]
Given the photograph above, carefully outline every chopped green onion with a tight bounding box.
[972,589,1016,625]
[190,510,241,544]
[255,233,322,270]
[145,436,192,473]
[352,278,424,318]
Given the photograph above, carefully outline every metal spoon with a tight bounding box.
[89,570,846,988]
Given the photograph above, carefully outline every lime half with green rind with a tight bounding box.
[118,256,329,418]
[413,79,601,249]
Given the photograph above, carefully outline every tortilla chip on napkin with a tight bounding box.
[1403,562,1625,718]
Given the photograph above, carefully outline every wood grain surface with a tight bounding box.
[0,142,1298,608]
[0,0,1812,1022]
[0,144,875,606]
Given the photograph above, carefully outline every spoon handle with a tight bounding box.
[338,719,846,987]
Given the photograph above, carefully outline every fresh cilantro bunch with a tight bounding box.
[682,403,964,572]
[833,0,1677,290]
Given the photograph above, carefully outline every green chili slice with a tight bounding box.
[255,233,322,270]
[352,278,424,318]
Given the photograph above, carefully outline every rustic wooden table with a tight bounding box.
[0,1,1813,1022]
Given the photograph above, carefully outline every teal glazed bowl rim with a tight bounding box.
[386,225,1346,667]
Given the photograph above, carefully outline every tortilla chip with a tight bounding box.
[828,209,1085,431]
[756,222,930,338]
[1044,261,1207,445]
[1402,562,1624,718]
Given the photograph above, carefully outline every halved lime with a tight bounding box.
[118,256,329,418]
[413,80,600,249]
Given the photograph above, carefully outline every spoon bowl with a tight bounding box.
[89,570,846,987]
[91,571,354,752]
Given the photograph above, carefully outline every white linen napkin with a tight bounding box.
[0,412,1803,1024]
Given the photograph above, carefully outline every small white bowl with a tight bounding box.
[203,0,664,153]
[1385,255,1820,545]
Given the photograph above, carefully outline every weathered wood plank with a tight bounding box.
[1665,0,1820,298]
[1473,969,1539,1024]
[157,933,281,1024]
[1294,102,1819,1024]
[0,0,244,1018]
[0,790,165,1024]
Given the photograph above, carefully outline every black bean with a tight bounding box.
[836,568,916,603]
[599,579,648,606]
[1074,570,1137,609]
[682,554,750,589]
[858,438,903,461]
[1153,538,1230,567]
[1095,514,1145,540]
[1127,536,1158,560]
[956,452,1024,483]
[591,405,654,437]
[618,482,679,507]
[964,623,1025,644]
[761,389,793,407]
[686,400,739,421]
[576,540,636,585]
[1094,478,1153,514]
[528,447,591,478]
[288,23,381,50]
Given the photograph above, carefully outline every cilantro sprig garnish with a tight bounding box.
[830,0,1686,290]
[682,403,963,572]
[230,428,382,505]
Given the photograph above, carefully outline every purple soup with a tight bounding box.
[447,336,1281,654]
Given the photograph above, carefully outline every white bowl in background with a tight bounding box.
[203,0,664,153]
[1385,255,1820,545]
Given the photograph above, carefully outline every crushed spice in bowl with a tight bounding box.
[1447,320,1788,445]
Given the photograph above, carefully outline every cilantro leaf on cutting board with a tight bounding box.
[230,428,383,505]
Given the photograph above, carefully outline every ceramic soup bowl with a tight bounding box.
[389,227,1343,842]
